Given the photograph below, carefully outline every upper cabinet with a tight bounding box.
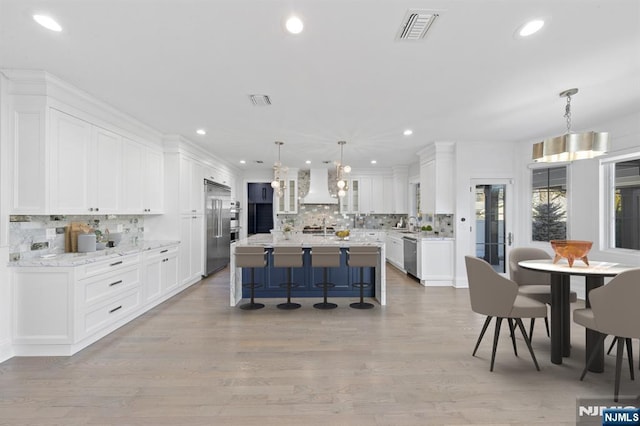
[275,169,298,214]
[49,112,124,214]
[342,173,405,214]
[339,178,360,214]
[122,138,164,214]
[419,142,455,215]
[180,155,205,215]
[10,98,164,215]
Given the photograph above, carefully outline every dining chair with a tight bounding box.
[573,268,640,402]
[508,247,578,339]
[465,256,548,371]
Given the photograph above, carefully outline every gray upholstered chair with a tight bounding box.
[273,246,304,310]
[573,268,640,402]
[509,247,578,338]
[465,256,548,371]
[235,246,267,310]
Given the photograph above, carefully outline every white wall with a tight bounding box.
[0,74,13,362]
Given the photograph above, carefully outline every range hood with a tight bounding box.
[301,168,338,204]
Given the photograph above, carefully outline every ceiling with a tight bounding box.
[1,0,639,171]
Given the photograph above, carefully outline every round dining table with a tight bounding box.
[518,259,637,373]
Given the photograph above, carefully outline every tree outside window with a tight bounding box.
[532,167,567,241]
[614,159,640,250]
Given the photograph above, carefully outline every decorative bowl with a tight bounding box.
[550,240,592,267]
[335,230,350,240]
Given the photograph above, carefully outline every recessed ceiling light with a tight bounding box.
[33,14,62,32]
[518,19,544,37]
[196,129,206,135]
[403,129,413,136]
[285,16,304,34]
[240,160,246,164]
[305,160,311,164]
[371,160,377,164]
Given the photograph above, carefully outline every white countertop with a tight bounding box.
[235,233,383,248]
[8,240,180,268]
[385,229,454,241]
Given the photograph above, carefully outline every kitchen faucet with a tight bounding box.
[322,217,327,237]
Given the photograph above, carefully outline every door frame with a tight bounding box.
[470,178,514,277]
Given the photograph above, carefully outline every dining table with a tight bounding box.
[518,259,637,373]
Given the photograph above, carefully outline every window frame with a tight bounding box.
[601,152,640,253]
[529,163,570,243]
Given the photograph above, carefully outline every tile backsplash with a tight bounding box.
[9,215,145,261]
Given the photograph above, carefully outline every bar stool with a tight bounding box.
[311,246,341,310]
[348,246,378,309]
[273,246,303,310]
[235,246,266,310]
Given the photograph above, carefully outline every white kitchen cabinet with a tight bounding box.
[417,239,454,286]
[49,109,93,214]
[50,110,124,214]
[180,156,205,215]
[180,215,204,285]
[11,243,183,356]
[122,139,164,214]
[350,176,393,214]
[385,232,404,270]
[419,142,455,215]
[339,178,360,214]
[275,168,298,214]
[144,245,179,303]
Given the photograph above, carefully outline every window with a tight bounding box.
[531,166,567,241]
[613,158,640,250]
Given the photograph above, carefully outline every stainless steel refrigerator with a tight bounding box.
[204,179,231,275]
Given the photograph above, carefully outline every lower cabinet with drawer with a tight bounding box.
[11,243,183,356]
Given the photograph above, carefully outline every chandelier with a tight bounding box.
[270,141,288,197]
[532,88,609,163]
[336,141,352,197]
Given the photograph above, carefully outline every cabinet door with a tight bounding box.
[121,139,145,214]
[190,161,204,214]
[180,157,193,214]
[163,254,179,292]
[93,127,122,213]
[382,177,394,213]
[144,256,163,303]
[190,215,204,279]
[144,148,164,213]
[359,178,373,213]
[50,110,93,213]
[179,216,192,284]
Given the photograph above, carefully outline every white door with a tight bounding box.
[471,179,514,276]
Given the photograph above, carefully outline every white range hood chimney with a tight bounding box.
[301,168,338,204]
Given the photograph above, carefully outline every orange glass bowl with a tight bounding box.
[550,240,593,267]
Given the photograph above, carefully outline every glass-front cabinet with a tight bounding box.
[339,178,360,213]
[275,168,298,214]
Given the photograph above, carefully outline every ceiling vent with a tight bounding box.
[249,94,272,106]
[396,10,439,41]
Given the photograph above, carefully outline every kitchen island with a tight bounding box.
[230,233,386,306]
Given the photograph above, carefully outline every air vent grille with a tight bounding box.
[249,94,272,106]
[397,10,439,41]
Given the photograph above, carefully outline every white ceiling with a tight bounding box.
[1,0,639,171]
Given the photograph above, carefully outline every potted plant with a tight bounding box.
[282,225,292,239]
[421,225,433,235]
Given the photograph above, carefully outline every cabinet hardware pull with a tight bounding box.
[109,305,122,314]
[110,261,123,267]
[160,249,168,253]
[109,280,123,287]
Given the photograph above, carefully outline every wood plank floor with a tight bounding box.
[0,264,637,425]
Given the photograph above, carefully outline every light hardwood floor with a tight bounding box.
[0,264,637,425]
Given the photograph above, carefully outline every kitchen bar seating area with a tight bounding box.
[229,235,386,308]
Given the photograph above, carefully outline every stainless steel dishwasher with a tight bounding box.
[403,236,418,277]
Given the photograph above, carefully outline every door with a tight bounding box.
[471,179,513,275]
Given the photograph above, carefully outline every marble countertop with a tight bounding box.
[235,233,384,248]
[8,240,180,268]
[385,229,454,241]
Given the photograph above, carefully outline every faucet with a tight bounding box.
[322,217,327,237]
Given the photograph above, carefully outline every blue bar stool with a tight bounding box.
[311,246,341,310]
[235,246,266,310]
[348,246,378,309]
[273,246,303,310]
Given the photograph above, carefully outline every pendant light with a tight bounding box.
[532,88,609,162]
[336,141,351,197]
[270,141,288,197]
